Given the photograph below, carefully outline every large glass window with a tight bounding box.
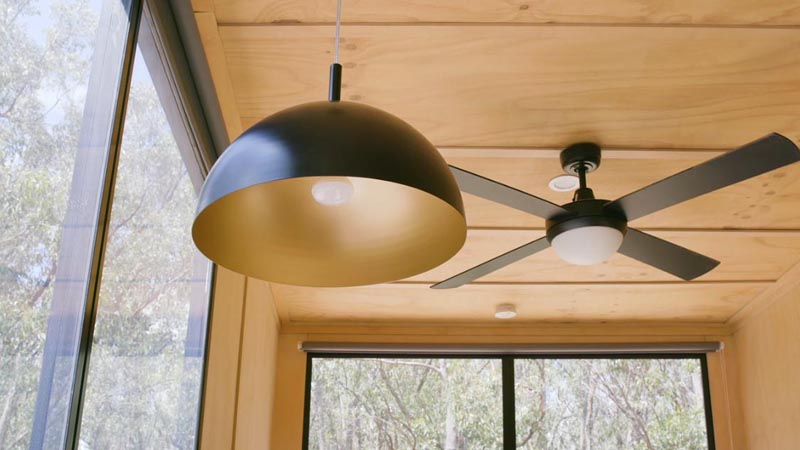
[515,358,709,449]
[308,358,503,449]
[0,1,213,449]
[0,0,134,448]
[76,47,210,449]
[305,355,714,450]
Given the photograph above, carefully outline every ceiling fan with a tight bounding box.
[433,133,800,289]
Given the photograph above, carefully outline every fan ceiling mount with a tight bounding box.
[433,133,800,289]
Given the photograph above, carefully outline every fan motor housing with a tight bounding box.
[545,199,628,242]
[561,142,602,175]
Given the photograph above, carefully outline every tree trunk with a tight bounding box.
[441,360,457,450]
[0,354,22,446]
[580,363,597,450]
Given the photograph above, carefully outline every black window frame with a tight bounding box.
[302,352,717,450]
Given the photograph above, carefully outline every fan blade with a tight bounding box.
[431,236,551,289]
[605,133,800,221]
[618,228,719,281]
[450,166,568,219]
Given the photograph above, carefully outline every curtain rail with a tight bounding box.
[300,341,722,355]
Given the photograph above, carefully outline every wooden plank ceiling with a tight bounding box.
[194,0,800,326]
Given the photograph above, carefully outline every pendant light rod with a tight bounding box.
[328,0,343,102]
[329,64,342,101]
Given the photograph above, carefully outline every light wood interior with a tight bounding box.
[209,0,800,25]
[193,2,800,449]
[222,25,800,150]
[269,326,740,450]
[199,269,280,450]
[730,264,800,450]
[194,0,800,327]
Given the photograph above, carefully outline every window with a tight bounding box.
[0,1,217,449]
[1,1,135,448]
[515,358,710,449]
[305,354,715,450]
[75,47,210,449]
[308,358,503,449]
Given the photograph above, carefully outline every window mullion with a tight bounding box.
[502,357,516,450]
[700,356,718,450]
[27,1,144,448]
[61,1,143,449]
[302,355,314,450]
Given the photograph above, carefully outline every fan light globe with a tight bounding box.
[192,101,467,287]
[550,226,624,265]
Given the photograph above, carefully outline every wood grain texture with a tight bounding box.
[221,25,800,149]
[707,337,741,450]
[234,279,280,450]
[732,281,800,449]
[408,229,800,283]
[206,7,800,329]
[279,322,732,336]
[194,12,243,140]
[269,328,736,450]
[200,274,281,450]
[269,333,309,450]
[213,0,800,25]
[199,268,246,450]
[192,0,215,13]
[256,149,800,327]
[272,282,767,324]
[727,256,800,328]
[446,152,800,229]
[720,337,747,448]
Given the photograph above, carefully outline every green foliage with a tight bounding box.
[1,1,98,447]
[310,358,503,450]
[0,1,207,449]
[516,359,707,450]
[309,358,709,450]
[77,75,206,449]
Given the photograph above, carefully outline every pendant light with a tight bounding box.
[192,0,466,287]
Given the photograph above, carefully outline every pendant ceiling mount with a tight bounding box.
[192,0,466,287]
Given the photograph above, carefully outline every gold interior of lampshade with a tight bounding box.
[192,176,467,287]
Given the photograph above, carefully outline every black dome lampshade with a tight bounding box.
[192,7,466,287]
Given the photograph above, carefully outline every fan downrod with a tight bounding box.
[560,142,601,201]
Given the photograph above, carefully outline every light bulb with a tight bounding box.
[551,226,623,265]
[311,178,354,206]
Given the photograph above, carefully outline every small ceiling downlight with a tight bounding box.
[495,304,517,319]
[548,174,580,192]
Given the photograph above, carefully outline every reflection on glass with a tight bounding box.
[0,0,131,448]
[75,48,210,449]
[309,358,503,450]
[515,359,709,450]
